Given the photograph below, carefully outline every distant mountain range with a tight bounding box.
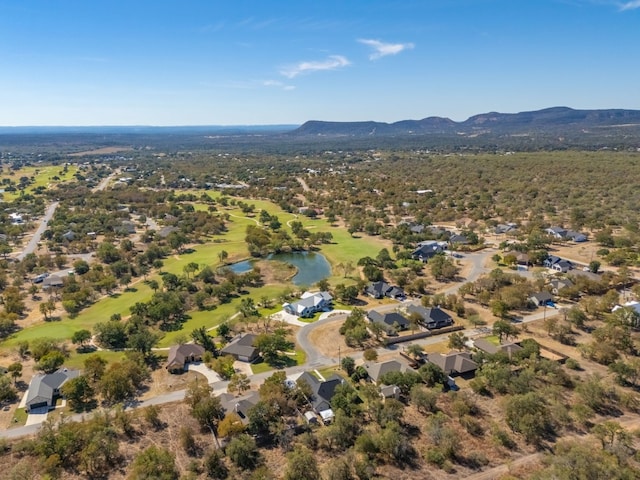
[289,107,640,137]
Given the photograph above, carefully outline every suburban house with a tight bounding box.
[545,227,587,243]
[219,391,260,425]
[426,352,477,377]
[367,310,410,335]
[406,304,453,329]
[25,368,80,412]
[495,223,518,235]
[283,291,333,318]
[363,359,408,385]
[448,234,469,245]
[544,255,574,273]
[411,242,445,262]
[474,338,524,358]
[42,275,64,290]
[365,281,405,300]
[529,291,554,307]
[545,226,568,239]
[549,278,574,295]
[220,333,259,362]
[166,344,206,373]
[565,231,588,242]
[297,372,344,423]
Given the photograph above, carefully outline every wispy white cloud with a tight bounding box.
[619,0,640,10]
[280,55,350,78]
[358,38,414,60]
[263,80,296,91]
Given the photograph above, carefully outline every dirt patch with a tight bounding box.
[307,319,358,358]
[141,368,207,401]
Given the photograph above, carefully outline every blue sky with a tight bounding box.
[1,0,639,126]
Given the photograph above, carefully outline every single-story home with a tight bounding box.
[411,243,445,262]
[549,278,574,295]
[565,231,588,242]
[406,305,453,329]
[449,234,469,245]
[495,223,518,235]
[366,310,410,335]
[220,333,259,362]
[545,226,568,239]
[544,256,574,273]
[474,338,524,358]
[166,344,206,373]
[363,359,408,385]
[297,372,344,423]
[42,275,64,290]
[25,368,80,412]
[283,291,333,318]
[365,281,405,300]
[219,391,260,425]
[529,291,554,307]
[426,352,477,377]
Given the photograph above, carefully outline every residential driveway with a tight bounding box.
[187,362,221,384]
[233,361,253,377]
[318,310,351,320]
[272,310,308,327]
[25,409,48,426]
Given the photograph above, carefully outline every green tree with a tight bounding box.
[128,446,178,480]
[504,392,552,444]
[8,362,22,385]
[84,354,107,383]
[284,445,321,480]
[204,449,228,479]
[185,380,225,432]
[228,373,251,394]
[493,319,519,342]
[0,376,17,402]
[341,356,356,376]
[226,434,260,470]
[448,332,467,350]
[37,350,65,373]
[71,329,92,349]
[191,326,218,354]
[60,375,94,411]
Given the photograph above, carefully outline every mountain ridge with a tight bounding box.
[290,107,640,137]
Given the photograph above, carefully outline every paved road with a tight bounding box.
[15,201,59,261]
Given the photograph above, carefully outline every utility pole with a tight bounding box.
[338,345,341,368]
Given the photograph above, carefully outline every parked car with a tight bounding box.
[32,273,50,283]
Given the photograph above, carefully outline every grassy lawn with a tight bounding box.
[316,365,342,379]
[63,349,128,369]
[0,165,78,201]
[11,408,28,427]
[250,349,306,375]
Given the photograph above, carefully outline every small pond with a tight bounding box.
[228,251,332,286]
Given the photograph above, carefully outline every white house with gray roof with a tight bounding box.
[283,291,333,318]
